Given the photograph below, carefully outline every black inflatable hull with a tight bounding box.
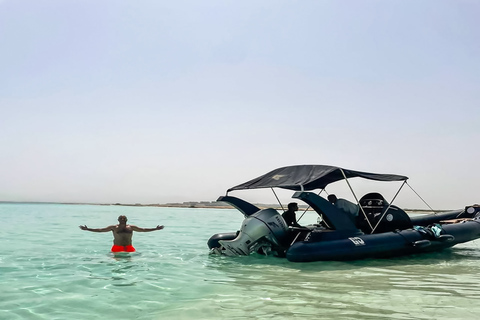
[286,220,480,262]
[207,232,237,249]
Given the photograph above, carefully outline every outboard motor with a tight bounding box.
[217,208,289,256]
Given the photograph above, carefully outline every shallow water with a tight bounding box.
[2,203,480,319]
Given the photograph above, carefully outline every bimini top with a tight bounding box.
[227,165,408,192]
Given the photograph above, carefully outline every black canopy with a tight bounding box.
[227,165,408,192]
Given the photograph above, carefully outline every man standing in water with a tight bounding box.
[79,215,164,252]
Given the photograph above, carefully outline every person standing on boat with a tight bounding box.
[79,215,164,252]
[328,194,359,218]
[282,202,303,228]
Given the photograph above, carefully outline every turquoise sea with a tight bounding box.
[2,203,480,320]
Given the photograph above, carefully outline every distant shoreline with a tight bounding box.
[0,200,450,213]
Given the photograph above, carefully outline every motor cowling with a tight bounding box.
[217,208,289,256]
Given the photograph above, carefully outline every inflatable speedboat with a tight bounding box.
[208,165,480,262]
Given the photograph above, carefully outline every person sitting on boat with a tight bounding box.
[328,194,359,219]
[282,202,303,228]
[79,215,164,252]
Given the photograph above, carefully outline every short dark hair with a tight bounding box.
[287,202,298,210]
[327,194,337,203]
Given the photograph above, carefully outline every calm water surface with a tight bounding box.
[1,203,480,319]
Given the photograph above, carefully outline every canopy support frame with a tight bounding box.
[271,188,285,212]
[370,180,407,234]
[340,168,374,232]
[406,182,437,214]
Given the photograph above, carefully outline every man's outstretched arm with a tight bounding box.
[79,225,114,232]
[130,225,164,232]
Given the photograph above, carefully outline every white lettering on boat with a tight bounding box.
[349,237,365,246]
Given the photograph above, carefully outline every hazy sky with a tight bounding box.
[1,0,479,209]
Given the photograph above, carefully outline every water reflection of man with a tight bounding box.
[79,215,164,252]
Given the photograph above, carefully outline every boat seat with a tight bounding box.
[357,193,413,233]
[359,192,388,208]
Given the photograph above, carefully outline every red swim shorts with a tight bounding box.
[111,244,136,252]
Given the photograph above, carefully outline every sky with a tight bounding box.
[1,0,479,209]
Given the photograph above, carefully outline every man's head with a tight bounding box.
[118,215,128,223]
[287,202,298,211]
[327,194,337,204]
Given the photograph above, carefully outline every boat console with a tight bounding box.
[358,192,413,233]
